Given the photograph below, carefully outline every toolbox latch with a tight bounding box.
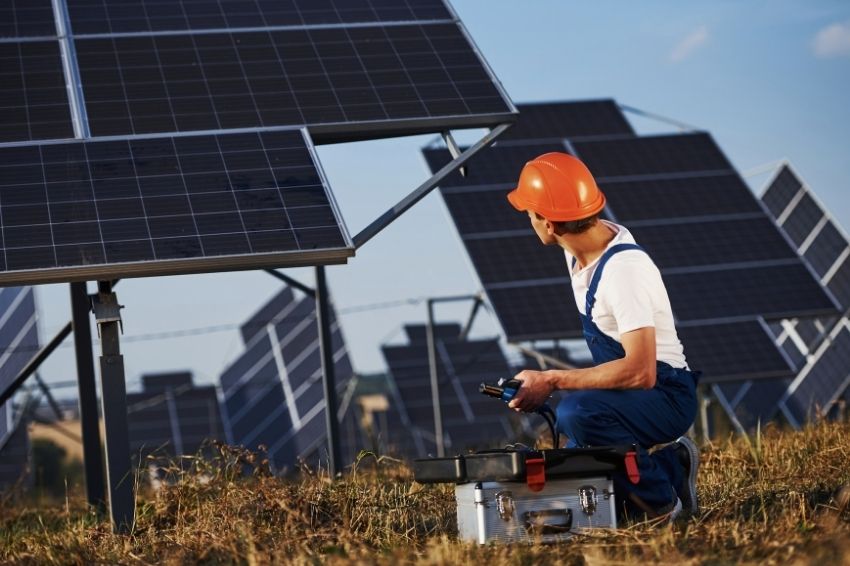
[625,450,640,485]
[525,455,546,492]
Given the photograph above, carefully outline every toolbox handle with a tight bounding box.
[523,508,573,535]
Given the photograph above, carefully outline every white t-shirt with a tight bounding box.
[566,221,688,369]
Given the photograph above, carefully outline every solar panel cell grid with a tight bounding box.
[75,23,510,139]
[0,129,351,284]
[440,188,530,235]
[496,100,635,141]
[486,283,584,341]
[0,41,74,143]
[666,264,837,322]
[424,143,564,188]
[761,166,802,218]
[803,221,847,279]
[600,175,763,222]
[781,192,824,248]
[677,321,792,381]
[629,218,798,270]
[572,133,733,179]
[0,0,56,39]
[787,327,850,421]
[463,235,567,284]
[67,0,453,35]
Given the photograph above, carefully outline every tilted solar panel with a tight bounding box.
[74,22,513,141]
[495,99,635,141]
[761,165,803,218]
[219,285,361,472]
[0,128,353,285]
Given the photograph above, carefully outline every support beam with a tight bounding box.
[353,122,512,249]
[0,323,72,407]
[93,280,134,533]
[315,266,341,476]
[425,299,445,457]
[71,281,105,511]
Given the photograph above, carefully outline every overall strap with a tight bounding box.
[585,243,645,318]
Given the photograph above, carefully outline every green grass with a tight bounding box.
[2,421,849,565]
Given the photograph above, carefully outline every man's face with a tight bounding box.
[528,211,556,245]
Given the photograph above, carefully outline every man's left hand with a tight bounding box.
[508,370,555,412]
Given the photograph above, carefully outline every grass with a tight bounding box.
[1,421,849,565]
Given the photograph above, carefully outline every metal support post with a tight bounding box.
[71,281,105,510]
[315,266,341,476]
[425,299,445,457]
[92,280,134,533]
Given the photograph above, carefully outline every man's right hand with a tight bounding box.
[508,370,555,412]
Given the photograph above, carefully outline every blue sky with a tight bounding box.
[35,1,850,396]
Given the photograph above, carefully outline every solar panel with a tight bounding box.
[381,323,516,457]
[803,220,846,279]
[781,192,824,248]
[0,41,74,142]
[125,372,226,462]
[784,320,850,423]
[0,0,57,39]
[827,255,850,309]
[599,175,763,222]
[713,378,791,431]
[628,218,798,270]
[425,142,566,189]
[571,133,734,179]
[761,165,803,218]
[496,99,634,141]
[0,416,30,490]
[67,0,453,35]
[0,129,353,285]
[74,22,513,141]
[219,285,361,472]
[0,286,39,445]
[666,263,836,322]
[677,321,794,382]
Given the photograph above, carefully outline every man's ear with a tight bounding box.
[545,219,556,236]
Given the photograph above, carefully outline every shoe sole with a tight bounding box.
[677,436,700,516]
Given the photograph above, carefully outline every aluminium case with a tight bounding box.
[456,475,617,544]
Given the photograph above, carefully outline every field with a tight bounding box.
[2,422,849,565]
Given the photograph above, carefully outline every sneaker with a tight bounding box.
[674,436,700,516]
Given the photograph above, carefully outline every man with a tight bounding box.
[505,152,700,522]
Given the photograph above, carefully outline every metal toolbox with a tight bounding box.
[413,446,636,544]
[456,476,617,544]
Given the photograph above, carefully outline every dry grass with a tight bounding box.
[2,421,849,565]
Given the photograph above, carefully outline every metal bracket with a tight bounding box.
[91,291,124,334]
[442,131,467,177]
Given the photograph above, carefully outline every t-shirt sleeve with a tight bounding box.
[598,256,659,335]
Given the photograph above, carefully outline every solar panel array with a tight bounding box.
[0,0,515,286]
[219,285,364,472]
[710,163,850,430]
[423,100,837,382]
[125,371,226,462]
[381,323,517,458]
[0,286,39,490]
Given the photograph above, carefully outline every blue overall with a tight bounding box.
[557,243,698,515]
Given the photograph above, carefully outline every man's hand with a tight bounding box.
[507,370,554,412]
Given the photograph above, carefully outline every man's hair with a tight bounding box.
[535,212,600,235]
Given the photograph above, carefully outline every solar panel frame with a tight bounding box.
[66,0,455,35]
[0,127,354,286]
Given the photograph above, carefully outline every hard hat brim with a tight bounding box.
[507,188,606,222]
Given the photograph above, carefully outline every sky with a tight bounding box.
[30,0,850,399]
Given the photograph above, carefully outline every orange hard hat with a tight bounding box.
[507,152,606,222]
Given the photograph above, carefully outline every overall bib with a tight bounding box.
[557,244,699,515]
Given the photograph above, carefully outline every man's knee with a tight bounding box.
[556,391,610,439]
